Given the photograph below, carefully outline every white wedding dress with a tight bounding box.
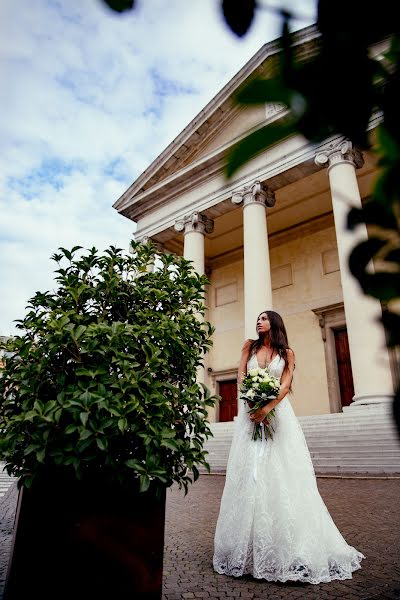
[213,353,365,584]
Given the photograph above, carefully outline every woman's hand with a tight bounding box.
[249,405,273,424]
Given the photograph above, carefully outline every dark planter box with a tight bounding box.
[4,469,166,600]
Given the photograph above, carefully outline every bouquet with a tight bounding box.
[239,366,281,442]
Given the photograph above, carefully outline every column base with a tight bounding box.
[344,394,393,411]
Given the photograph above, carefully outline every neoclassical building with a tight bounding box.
[114,25,394,423]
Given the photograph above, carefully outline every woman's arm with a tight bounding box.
[237,339,253,385]
[250,349,295,424]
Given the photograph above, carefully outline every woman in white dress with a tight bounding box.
[213,310,365,584]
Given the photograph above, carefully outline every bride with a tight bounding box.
[213,310,365,584]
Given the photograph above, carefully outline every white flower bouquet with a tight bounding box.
[239,366,281,441]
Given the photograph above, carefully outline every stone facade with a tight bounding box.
[113,25,394,421]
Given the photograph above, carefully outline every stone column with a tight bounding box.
[315,138,394,407]
[232,181,276,340]
[174,212,214,387]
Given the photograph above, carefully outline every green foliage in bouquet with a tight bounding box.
[239,366,280,442]
[0,242,217,493]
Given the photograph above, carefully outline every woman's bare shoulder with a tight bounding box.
[286,348,295,360]
[241,338,254,352]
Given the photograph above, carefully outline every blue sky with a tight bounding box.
[0,0,315,335]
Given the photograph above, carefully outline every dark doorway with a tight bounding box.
[218,379,238,422]
[334,328,355,408]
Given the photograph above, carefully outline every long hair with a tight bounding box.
[249,310,292,378]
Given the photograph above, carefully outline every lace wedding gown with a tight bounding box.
[213,353,365,584]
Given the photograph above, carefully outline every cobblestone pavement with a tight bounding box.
[162,475,400,600]
[0,483,17,599]
[1,476,400,600]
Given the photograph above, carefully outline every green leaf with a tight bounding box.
[382,311,400,346]
[102,0,135,13]
[36,448,45,463]
[23,444,40,456]
[377,125,400,161]
[362,273,400,301]
[118,418,128,432]
[96,438,107,451]
[139,475,150,493]
[80,412,89,426]
[221,0,256,38]
[192,465,199,482]
[349,238,386,278]
[74,325,86,340]
[161,439,179,451]
[347,202,398,231]
[125,459,143,471]
[65,425,77,434]
[161,428,176,438]
[77,438,93,453]
[25,410,38,421]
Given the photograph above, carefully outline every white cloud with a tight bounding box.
[0,0,315,335]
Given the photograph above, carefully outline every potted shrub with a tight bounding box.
[0,241,216,600]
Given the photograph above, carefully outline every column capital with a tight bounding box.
[174,212,214,235]
[315,138,364,171]
[232,180,276,209]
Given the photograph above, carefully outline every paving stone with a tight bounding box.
[162,475,400,600]
[1,475,399,600]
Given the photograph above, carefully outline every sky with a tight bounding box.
[0,0,315,335]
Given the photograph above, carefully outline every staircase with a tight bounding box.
[0,463,16,499]
[203,404,400,475]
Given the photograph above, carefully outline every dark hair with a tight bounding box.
[249,310,293,385]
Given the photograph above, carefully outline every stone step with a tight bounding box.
[204,408,399,475]
[203,455,400,466]
[202,464,400,474]
[0,464,17,497]
[210,416,394,429]
[303,433,399,441]
[309,449,400,459]
[211,419,397,429]
[300,423,397,431]
[207,436,399,446]
[205,433,399,445]
[211,409,393,426]
[205,454,400,467]
[204,445,400,459]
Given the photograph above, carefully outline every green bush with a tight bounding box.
[0,242,216,493]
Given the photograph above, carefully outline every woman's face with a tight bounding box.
[256,312,271,336]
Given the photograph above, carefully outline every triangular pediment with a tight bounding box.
[176,104,269,168]
[113,25,319,216]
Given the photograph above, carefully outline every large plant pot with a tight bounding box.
[4,469,166,600]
